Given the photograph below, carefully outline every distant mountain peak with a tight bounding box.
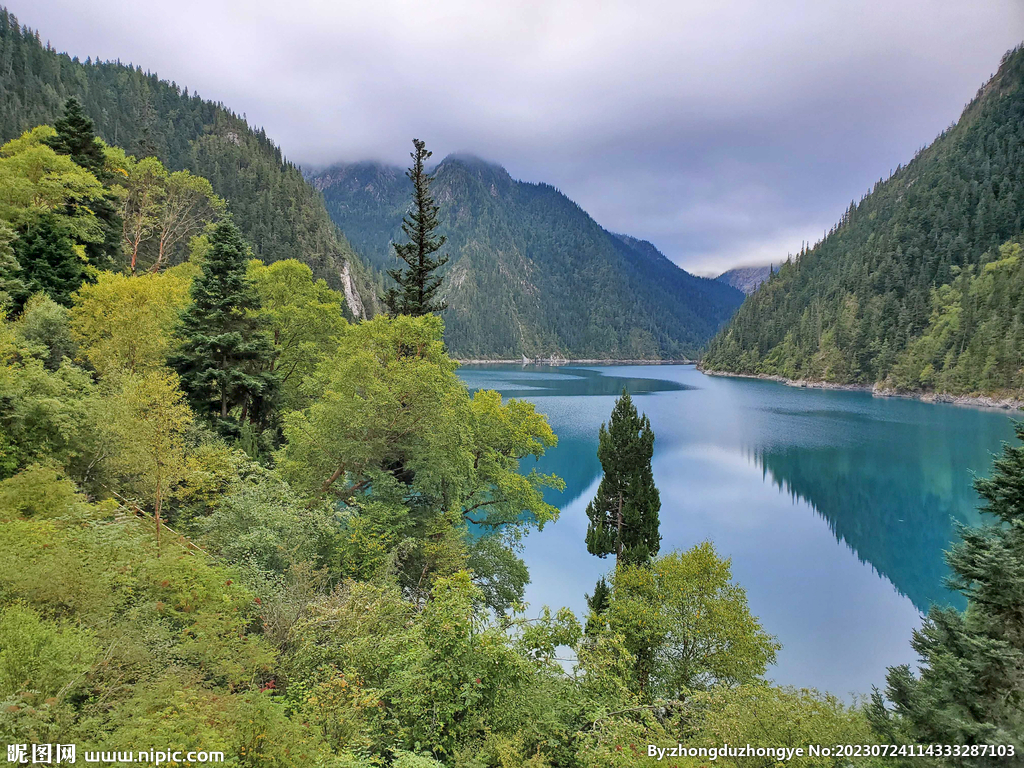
[715,265,775,295]
[311,158,743,358]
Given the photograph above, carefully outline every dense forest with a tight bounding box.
[0,8,377,316]
[703,46,1024,397]
[0,105,900,766]
[1,7,1021,765]
[311,156,744,360]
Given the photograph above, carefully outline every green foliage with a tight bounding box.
[382,139,450,316]
[606,544,779,699]
[170,218,278,432]
[248,258,347,411]
[314,156,743,359]
[586,390,661,566]
[43,97,106,178]
[881,422,1024,756]
[14,293,77,370]
[0,603,96,700]
[704,46,1024,395]
[889,241,1024,395]
[0,10,377,312]
[0,313,101,482]
[70,266,194,375]
[109,149,225,273]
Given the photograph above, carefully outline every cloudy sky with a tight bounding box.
[11,0,1024,274]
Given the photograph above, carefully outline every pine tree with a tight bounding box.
[12,213,85,308]
[585,390,661,567]
[44,97,121,268]
[880,423,1024,754]
[169,219,277,435]
[44,97,107,177]
[381,139,449,316]
[584,576,611,635]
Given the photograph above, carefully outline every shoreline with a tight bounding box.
[456,358,696,366]
[700,369,1024,411]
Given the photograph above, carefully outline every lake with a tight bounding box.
[458,363,1019,697]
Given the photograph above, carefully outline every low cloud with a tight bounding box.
[13,0,1024,272]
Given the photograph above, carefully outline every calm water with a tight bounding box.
[458,364,1019,696]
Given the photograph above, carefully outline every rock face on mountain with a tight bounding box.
[716,266,774,295]
[312,156,744,359]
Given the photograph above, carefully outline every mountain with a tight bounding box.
[0,7,375,316]
[703,45,1024,396]
[311,156,744,359]
[716,266,775,295]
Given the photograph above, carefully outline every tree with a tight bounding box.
[381,139,449,316]
[0,223,23,311]
[44,98,122,268]
[71,266,193,376]
[585,390,661,566]
[0,127,108,306]
[43,98,106,178]
[248,258,347,412]
[107,370,194,554]
[880,423,1024,755]
[153,169,224,272]
[169,219,277,434]
[10,213,86,307]
[607,544,780,699]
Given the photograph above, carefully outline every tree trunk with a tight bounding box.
[154,474,162,557]
[616,492,623,563]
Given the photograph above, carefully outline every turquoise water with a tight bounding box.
[458,364,1019,696]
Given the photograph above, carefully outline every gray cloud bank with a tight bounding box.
[12,0,1024,273]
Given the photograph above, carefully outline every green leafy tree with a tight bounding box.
[107,370,195,554]
[248,258,347,412]
[381,139,449,316]
[71,266,194,376]
[880,423,1024,756]
[0,223,23,311]
[170,219,277,434]
[607,543,780,699]
[585,390,661,566]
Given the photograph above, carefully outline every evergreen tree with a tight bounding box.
[381,139,449,316]
[169,219,277,434]
[44,97,121,268]
[44,98,106,177]
[11,213,85,308]
[880,423,1024,755]
[584,576,611,635]
[585,390,661,566]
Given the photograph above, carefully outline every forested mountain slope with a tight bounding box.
[703,45,1024,396]
[311,155,743,358]
[0,8,375,315]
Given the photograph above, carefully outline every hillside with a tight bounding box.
[0,8,375,315]
[311,156,744,359]
[716,265,774,295]
[703,45,1024,396]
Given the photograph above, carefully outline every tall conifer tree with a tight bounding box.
[585,390,661,566]
[169,219,277,434]
[879,424,1024,753]
[44,98,107,177]
[381,139,449,316]
[44,97,121,268]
